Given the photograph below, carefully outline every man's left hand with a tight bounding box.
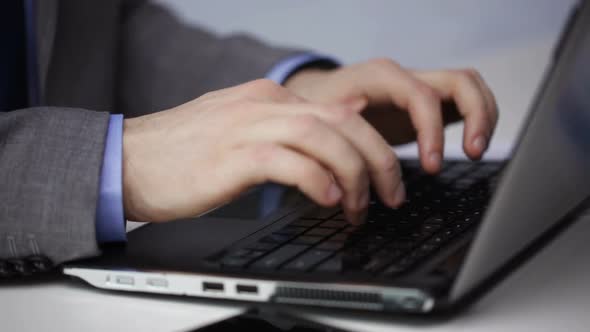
[284,58,498,174]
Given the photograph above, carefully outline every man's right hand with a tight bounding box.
[122,79,405,225]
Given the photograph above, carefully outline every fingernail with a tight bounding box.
[327,183,343,202]
[429,152,442,169]
[393,183,406,206]
[473,135,487,152]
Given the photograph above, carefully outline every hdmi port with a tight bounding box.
[236,284,258,294]
[202,281,224,292]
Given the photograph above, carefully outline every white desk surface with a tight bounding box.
[3,32,588,332]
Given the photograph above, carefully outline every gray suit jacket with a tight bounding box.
[0,0,300,266]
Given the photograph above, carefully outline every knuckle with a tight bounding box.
[299,163,324,182]
[455,69,478,86]
[248,144,278,164]
[290,114,322,138]
[342,154,366,178]
[368,57,399,69]
[328,106,356,125]
[286,93,306,103]
[378,152,399,175]
[463,68,480,78]
[411,83,438,102]
[247,78,282,94]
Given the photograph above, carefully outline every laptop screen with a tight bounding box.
[452,3,590,300]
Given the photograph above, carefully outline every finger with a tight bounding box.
[413,69,493,160]
[241,110,369,224]
[469,70,499,134]
[232,143,343,207]
[293,105,406,208]
[356,59,445,173]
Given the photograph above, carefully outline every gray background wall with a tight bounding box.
[157,0,579,157]
[158,0,575,67]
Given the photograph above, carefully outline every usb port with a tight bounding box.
[236,284,258,294]
[202,281,224,292]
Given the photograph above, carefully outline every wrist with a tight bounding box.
[122,117,143,221]
[284,68,331,100]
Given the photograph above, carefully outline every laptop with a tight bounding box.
[63,2,590,315]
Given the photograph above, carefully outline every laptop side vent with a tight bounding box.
[273,287,383,311]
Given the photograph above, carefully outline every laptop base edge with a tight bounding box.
[62,267,436,314]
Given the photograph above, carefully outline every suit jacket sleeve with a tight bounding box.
[0,1,308,269]
[0,107,109,265]
[118,1,306,117]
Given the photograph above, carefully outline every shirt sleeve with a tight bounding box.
[265,53,340,84]
[94,54,338,244]
[95,114,126,243]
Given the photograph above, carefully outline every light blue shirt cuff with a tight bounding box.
[95,114,126,243]
[266,53,340,84]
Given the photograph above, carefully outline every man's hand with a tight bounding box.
[285,58,498,173]
[123,79,405,225]
[122,59,498,226]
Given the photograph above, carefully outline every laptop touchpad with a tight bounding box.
[103,184,305,271]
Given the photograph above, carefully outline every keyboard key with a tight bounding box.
[418,243,439,253]
[425,235,445,247]
[332,213,347,221]
[447,163,474,174]
[340,226,361,234]
[327,233,350,242]
[440,229,456,239]
[315,241,346,251]
[350,241,382,255]
[225,248,251,258]
[243,250,266,259]
[244,242,278,251]
[303,208,339,220]
[397,257,417,268]
[221,256,251,269]
[424,215,446,225]
[319,219,348,228]
[405,229,433,242]
[250,245,308,271]
[340,249,371,269]
[283,250,333,272]
[289,219,321,227]
[291,235,324,245]
[421,224,441,233]
[260,234,292,244]
[383,240,415,251]
[305,227,337,237]
[451,178,477,190]
[381,264,407,277]
[369,209,399,222]
[364,234,388,243]
[363,253,395,274]
[274,226,307,236]
[314,255,344,273]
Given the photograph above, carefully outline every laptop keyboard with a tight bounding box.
[216,160,505,278]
